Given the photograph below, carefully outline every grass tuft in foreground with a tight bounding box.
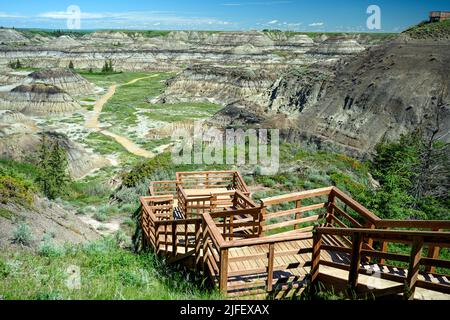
[0,236,220,300]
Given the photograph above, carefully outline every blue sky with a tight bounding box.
[0,0,449,32]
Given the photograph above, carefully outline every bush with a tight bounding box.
[120,153,172,187]
[93,211,108,222]
[118,269,150,288]
[38,239,65,258]
[12,223,33,246]
[0,175,34,205]
[0,259,11,278]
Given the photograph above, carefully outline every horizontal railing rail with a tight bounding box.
[142,174,450,299]
[312,227,450,299]
[149,180,179,196]
[176,171,250,195]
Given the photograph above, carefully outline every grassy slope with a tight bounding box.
[0,237,219,300]
[403,20,450,39]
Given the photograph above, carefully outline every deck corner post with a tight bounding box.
[310,231,322,286]
[348,232,363,292]
[260,205,267,237]
[267,243,275,292]
[219,248,229,294]
[404,237,424,300]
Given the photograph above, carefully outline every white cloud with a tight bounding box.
[268,20,278,24]
[34,10,234,27]
[0,12,26,19]
[309,22,324,27]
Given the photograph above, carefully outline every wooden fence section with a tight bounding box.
[312,227,450,299]
[141,173,450,300]
[140,196,200,260]
[149,180,178,197]
[176,171,250,196]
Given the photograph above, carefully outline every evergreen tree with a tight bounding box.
[36,135,71,200]
[101,59,114,74]
[101,60,108,73]
[68,60,74,70]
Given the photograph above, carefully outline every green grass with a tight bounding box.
[0,207,15,220]
[84,132,129,155]
[0,237,220,300]
[98,72,172,128]
[80,71,167,88]
[79,71,221,148]
[142,102,222,122]
[403,20,450,39]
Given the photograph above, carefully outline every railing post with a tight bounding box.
[348,232,363,292]
[229,212,234,240]
[310,232,322,285]
[140,206,146,250]
[294,200,301,230]
[211,194,217,212]
[172,221,177,257]
[326,192,335,227]
[379,227,390,265]
[219,248,229,294]
[267,243,275,292]
[404,237,424,300]
[155,222,161,254]
[425,228,441,273]
[195,219,202,268]
[202,219,208,272]
[364,223,375,263]
[260,205,266,237]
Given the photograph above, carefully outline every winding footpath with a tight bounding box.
[84,75,161,158]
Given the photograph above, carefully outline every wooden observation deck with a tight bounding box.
[139,171,450,300]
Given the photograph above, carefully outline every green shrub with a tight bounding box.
[38,235,65,258]
[0,175,34,205]
[118,269,150,288]
[93,211,108,222]
[12,223,33,246]
[0,259,11,278]
[35,290,64,300]
[0,208,15,220]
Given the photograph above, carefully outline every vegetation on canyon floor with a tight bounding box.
[0,58,448,299]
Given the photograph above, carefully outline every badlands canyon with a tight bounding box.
[0,22,449,251]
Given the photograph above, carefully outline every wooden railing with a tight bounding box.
[176,171,250,196]
[312,227,450,299]
[141,180,450,299]
[149,180,178,196]
[260,187,332,235]
[200,208,314,294]
[140,196,200,258]
[179,189,255,219]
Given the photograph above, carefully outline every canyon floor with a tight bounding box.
[0,24,448,300]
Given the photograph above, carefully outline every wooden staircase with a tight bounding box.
[140,171,450,300]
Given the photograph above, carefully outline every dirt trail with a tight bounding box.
[85,85,116,129]
[122,75,157,86]
[84,75,163,158]
[101,130,154,158]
